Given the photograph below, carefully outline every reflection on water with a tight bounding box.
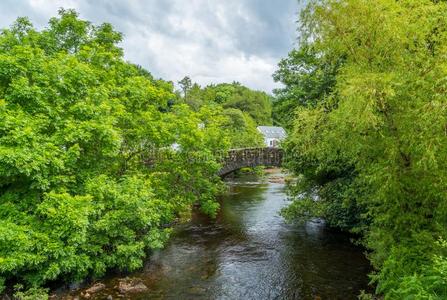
[67,172,371,299]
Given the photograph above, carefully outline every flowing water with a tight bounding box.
[64,171,371,299]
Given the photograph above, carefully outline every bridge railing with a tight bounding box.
[223,147,283,161]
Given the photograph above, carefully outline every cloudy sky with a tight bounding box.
[0,0,301,93]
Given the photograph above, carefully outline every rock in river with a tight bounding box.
[85,283,105,294]
[117,278,148,293]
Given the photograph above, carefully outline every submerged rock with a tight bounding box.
[85,283,105,294]
[81,292,91,299]
[117,278,148,293]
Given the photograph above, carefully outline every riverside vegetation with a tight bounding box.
[276,0,447,299]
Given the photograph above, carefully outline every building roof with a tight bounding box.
[257,126,287,139]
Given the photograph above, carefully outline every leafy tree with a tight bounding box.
[221,108,264,148]
[273,45,342,129]
[175,81,268,148]
[178,76,192,98]
[180,82,273,125]
[182,82,204,110]
[221,87,272,126]
[207,83,272,125]
[0,10,229,295]
[280,0,447,298]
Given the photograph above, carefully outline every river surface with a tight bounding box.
[65,171,371,299]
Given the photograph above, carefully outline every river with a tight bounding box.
[63,171,370,299]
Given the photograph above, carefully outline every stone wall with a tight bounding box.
[218,147,283,177]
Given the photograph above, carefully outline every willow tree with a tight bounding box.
[280,0,447,298]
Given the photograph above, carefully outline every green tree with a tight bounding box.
[175,80,269,148]
[183,82,273,125]
[183,83,204,110]
[178,76,192,98]
[0,10,229,295]
[221,108,264,148]
[280,0,447,298]
[221,85,272,126]
[273,46,342,129]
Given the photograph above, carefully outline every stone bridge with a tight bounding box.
[218,147,284,177]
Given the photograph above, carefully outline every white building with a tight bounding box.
[257,126,287,148]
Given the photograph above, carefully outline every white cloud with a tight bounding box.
[0,0,300,93]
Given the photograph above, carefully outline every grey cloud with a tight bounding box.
[0,0,300,92]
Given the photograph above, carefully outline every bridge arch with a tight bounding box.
[218,147,284,177]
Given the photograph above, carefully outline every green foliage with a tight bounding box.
[221,108,264,148]
[218,83,272,126]
[13,285,48,300]
[178,76,192,98]
[280,0,447,298]
[273,45,341,129]
[0,277,4,294]
[177,80,268,148]
[0,9,229,294]
[380,239,447,299]
[179,80,272,124]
